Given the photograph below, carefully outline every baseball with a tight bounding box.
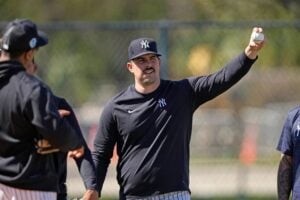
[251,32,264,42]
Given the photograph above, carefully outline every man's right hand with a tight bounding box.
[82,189,99,200]
[58,109,71,117]
[68,145,85,158]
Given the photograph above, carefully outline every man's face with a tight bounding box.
[127,53,160,87]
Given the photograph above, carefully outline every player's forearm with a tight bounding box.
[244,45,259,60]
[277,154,293,200]
[75,145,98,190]
[93,155,110,196]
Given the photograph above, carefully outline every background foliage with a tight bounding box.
[1,1,300,199]
[1,0,300,106]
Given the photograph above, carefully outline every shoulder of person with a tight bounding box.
[17,72,54,99]
[286,106,300,123]
[18,71,45,87]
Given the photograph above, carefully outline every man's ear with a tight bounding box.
[24,49,34,61]
[127,61,133,73]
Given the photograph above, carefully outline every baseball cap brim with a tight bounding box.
[129,51,161,60]
[36,30,48,48]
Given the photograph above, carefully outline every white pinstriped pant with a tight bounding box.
[0,183,56,200]
[127,190,191,200]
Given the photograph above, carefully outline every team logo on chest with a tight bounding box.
[158,98,167,108]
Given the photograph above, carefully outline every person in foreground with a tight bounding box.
[27,60,98,200]
[86,27,265,199]
[0,19,84,200]
[277,106,300,200]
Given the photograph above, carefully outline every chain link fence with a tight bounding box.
[1,20,300,198]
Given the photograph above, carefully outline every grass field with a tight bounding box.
[68,159,278,200]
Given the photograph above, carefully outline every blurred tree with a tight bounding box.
[1,0,298,21]
[0,0,299,106]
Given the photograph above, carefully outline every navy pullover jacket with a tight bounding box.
[0,60,83,192]
[91,52,256,198]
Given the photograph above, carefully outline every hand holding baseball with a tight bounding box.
[245,27,265,59]
[251,30,264,43]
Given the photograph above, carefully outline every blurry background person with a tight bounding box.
[277,106,300,200]
[0,19,84,200]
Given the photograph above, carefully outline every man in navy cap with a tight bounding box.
[0,19,85,200]
[87,28,265,199]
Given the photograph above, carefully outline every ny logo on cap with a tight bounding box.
[140,40,150,49]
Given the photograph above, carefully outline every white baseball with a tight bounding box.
[251,32,264,42]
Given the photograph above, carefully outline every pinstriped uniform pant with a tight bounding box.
[127,190,191,200]
[0,183,56,200]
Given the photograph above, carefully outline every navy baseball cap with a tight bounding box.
[1,19,48,53]
[128,37,161,60]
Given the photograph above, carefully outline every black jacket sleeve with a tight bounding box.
[25,85,83,152]
[188,52,257,110]
[56,97,98,190]
[92,102,117,195]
